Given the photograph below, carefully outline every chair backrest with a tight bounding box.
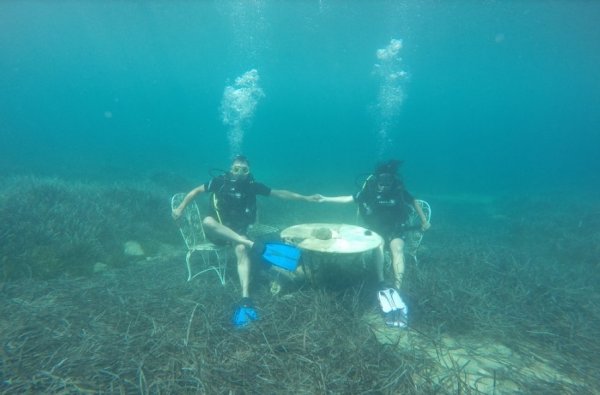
[405,199,432,258]
[172,193,231,284]
[408,199,431,226]
[171,193,208,249]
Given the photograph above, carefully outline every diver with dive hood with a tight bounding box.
[318,159,430,328]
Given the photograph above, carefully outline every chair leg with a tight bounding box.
[186,249,228,286]
[213,250,227,285]
[186,251,194,282]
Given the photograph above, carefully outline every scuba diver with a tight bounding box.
[318,159,430,328]
[172,155,320,328]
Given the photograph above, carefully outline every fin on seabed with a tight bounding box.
[377,288,408,328]
[377,288,405,313]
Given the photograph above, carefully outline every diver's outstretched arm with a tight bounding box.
[271,189,322,202]
[319,195,354,204]
[172,184,206,219]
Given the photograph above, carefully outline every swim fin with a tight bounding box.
[251,241,301,272]
[232,298,259,328]
[377,287,408,328]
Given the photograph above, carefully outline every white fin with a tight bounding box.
[389,288,406,309]
[378,288,405,313]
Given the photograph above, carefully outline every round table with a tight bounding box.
[280,223,383,287]
[281,223,383,253]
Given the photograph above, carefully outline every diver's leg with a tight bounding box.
[389,237,406,289]
[203,216,253,248]
[374,243,386,284]
[231,243,259,327]
[234,244,251,298]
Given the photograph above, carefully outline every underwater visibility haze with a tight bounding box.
[1,1,600,393]
[0,1,598,194]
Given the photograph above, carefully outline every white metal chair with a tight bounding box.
[171,193,230,285]
[404,199,432,261]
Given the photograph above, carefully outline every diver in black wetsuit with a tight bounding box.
[319,160,430,327]
[173,155,319,327]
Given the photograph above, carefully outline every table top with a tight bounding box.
[280,223,383,254]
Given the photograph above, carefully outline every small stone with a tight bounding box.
[124,241,144,256]
[312,227,333,240]
[93,262,108,273]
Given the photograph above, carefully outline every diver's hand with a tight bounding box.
[172,207,183,220]
[421,221,431,232]
[306,194,324,202]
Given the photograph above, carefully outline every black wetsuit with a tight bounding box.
[354,176,414,242]
[204,174,271,236]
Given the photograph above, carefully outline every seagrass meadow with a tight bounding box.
[1,176,599,393]
[2,1,600,393]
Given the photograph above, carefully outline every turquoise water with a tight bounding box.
[1,1,599,195]
[1,3,600,391]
